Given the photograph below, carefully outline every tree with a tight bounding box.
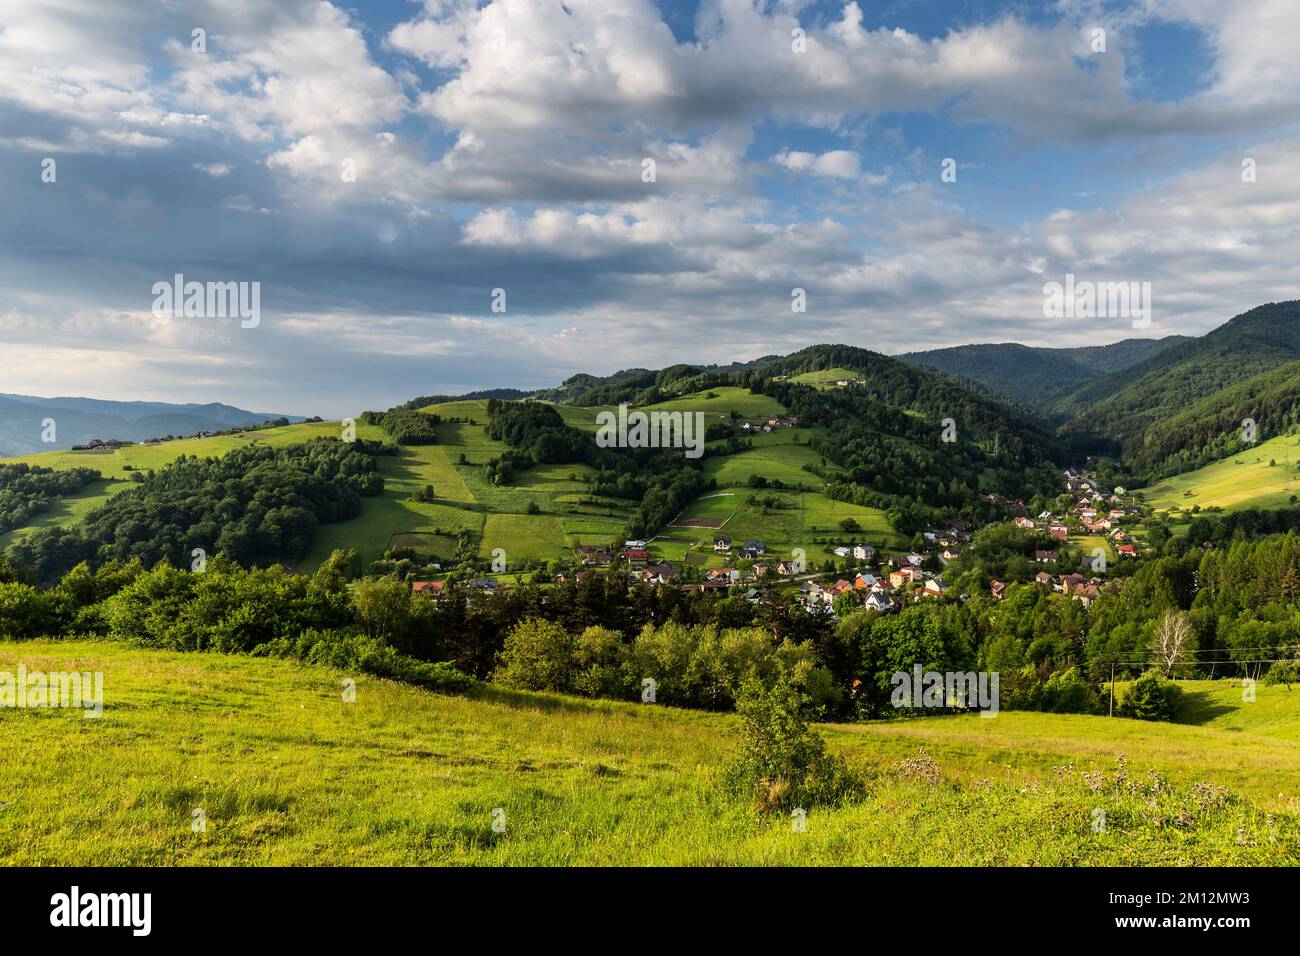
[1150,608,1194,676]
[722,675,862,814]
[492,618,576,692]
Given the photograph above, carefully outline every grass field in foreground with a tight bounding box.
[1,641,1296,865]
[1144,432,1300,513]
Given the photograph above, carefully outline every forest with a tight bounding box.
[0,462,102,534]
[3,438,387,584]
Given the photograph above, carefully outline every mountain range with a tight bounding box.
[0,393,306,457]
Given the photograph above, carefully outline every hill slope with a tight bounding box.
[1,640,1295,865]
[0,345,1070,572]
[898,337,1187,412]
[1055,301,1300,473]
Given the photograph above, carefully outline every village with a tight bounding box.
[405,467,1151,616]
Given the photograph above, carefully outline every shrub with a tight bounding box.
[723,675,863,814]
[492,618,577,692]
[572,625,635,699]
[257,628,473,693]
[1118,672,1182,721]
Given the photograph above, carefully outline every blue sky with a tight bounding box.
[2,0,1299,417]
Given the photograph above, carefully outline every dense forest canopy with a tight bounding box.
[5,438,386,584]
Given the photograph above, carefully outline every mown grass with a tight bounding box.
[658,489,901,566]
[788,367,861,387]
[644,387,785,420]
[2,642,1295,866]
[1145,432,1300,513]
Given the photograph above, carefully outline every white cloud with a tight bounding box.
[774,149,862,179]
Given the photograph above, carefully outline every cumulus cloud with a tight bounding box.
[2,0,1300,414]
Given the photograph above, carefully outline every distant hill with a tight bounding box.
[1054,301,1300,476]
[0,393,306,456]
[897,337,1189,413]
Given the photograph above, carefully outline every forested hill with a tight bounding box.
[1055,301,1300,476]
[897,337,1188,412]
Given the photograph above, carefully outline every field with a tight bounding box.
[0,478,133,551]
[637,386,785,421]
[655,489,901,565]
[702,428,833,487]
[788,367,861,387]
[1,407,638,573]
[1,641,1296,865]
[1144,432,1300,513]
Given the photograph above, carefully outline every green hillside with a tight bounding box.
[0,345,1079,576]
[1,640,1295,865]
[1056,301,1300,474]
[1143,431,1300,513]
[898,337,1187,412]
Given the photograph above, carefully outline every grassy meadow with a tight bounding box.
[1,641,1296,866]
[1144,432,1300,513]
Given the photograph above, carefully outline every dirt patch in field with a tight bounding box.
[672,517,725,528]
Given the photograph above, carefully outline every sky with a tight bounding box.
[2,0,1300,417]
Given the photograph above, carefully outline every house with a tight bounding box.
[1049,525,1069,541]
[701,577,730,592]
[411,581,445,597]
[1117,543,1140,558]
[645,562,676,582]
[833,546,851,558]
[941,548,961,562]
[906,553,924,567]
[1034,550,1058,563]
[853,573,878,590]
[624,539,647,550]
[468,578,498,591]
[1013,517,1036,530]
[889,569,914,590]
[990,580,1007,601]
[1034,571,1055,586]
[578,546,613,566]
[923,577,947,597]
[621,548,650,566]
[1059,572,1086,593]
[853,544,876,561]
[864,589,894,614]
[713,536,732,553]
[777,561,800,576]
[740,540,765,559]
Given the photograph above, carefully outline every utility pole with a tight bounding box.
[1109,661,1116,717]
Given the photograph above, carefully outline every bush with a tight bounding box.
[1118,672,1182,721]
[492,618,577,692]
[723,676,863,814]
[257,628,473,693]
